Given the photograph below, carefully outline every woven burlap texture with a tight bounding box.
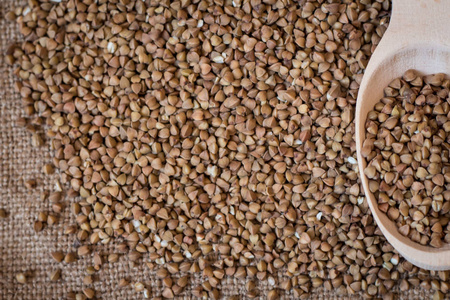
[0,0,444,299]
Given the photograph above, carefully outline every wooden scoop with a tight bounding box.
[355,0,450,270]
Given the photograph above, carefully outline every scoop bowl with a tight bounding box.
[355,0,450,270]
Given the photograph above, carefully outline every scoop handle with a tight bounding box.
[390,0,450,46]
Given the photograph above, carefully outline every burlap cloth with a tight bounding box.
[0,0,443,299]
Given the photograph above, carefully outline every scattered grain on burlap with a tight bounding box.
[0,0,448,299]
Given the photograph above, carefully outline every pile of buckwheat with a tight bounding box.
[363,70,450,249]
[5,0,450,299]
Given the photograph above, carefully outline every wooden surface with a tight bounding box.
[355,0,450,270]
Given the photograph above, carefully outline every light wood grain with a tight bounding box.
[355,0,450,270]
